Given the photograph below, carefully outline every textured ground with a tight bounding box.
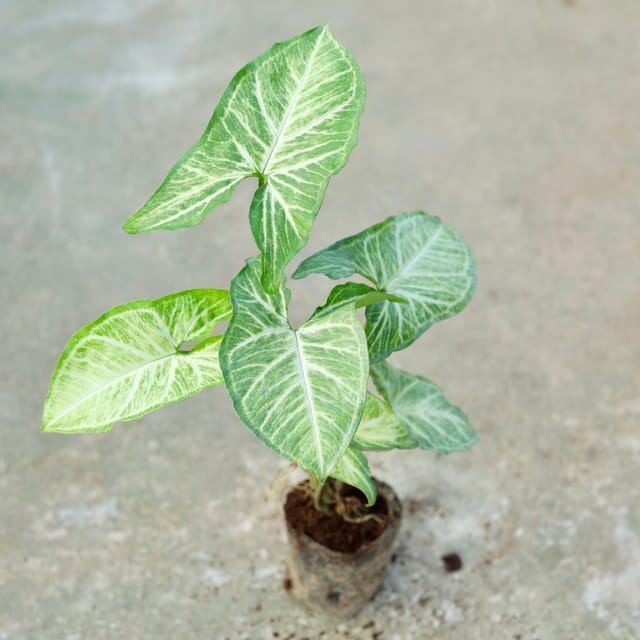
[1,1,639,638]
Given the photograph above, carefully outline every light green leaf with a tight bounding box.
[331,446,376,506]
[353,392,417,451]
[219,258,368,481]
[370,361,477,454]
[293,211,476,362]
[42,289,232,433]
[124,25,365,293]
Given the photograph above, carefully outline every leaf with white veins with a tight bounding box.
[353,392,417,451]
[331,446,376,506]
[370,360,477,454]
[124,26,365,292]
[42,289,232,433]
[293,211,476,362]
[219,258,368,481]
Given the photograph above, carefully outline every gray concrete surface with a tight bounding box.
[1,1,639,638]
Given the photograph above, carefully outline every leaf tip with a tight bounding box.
[310,23,331,35]
[41,401,56,432]
[466,428,480,449]
[364,485,378,507]
[40,416,67,434]
[122,216,141,234]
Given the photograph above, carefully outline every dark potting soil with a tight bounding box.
[284,482,390,553]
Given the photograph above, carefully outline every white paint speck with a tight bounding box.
[57,498,118,525]
[582,521,640,636]
[107,530,130,543]
[254,566,278,579]
[202,568,230,588]
[237,516,255,533]
[42,527,68,540]
[441,600,464,623]
[187,550,210,563]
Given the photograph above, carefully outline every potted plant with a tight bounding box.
[42,25,478,618]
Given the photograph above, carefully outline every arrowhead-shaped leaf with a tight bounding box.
[331,446,376,506]
[219,258,368,481]
[293,211,476,362]
[353,392,417,451]
[370,361,477,454]
[42,289,232,433]
[124,26,365,292]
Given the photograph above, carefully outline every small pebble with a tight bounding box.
[442,552,463,572]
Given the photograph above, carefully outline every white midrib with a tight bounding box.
[260,31,324,176]
[292,330,324,473]
[47,351,185,426]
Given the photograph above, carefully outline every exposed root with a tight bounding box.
[291,476,382,524]
[265,461,298,502]
[334,486,384,524]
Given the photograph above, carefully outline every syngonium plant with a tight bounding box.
[42,26,478,506]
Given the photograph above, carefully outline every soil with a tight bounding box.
[442,552,463,572]
[284,480,390,553]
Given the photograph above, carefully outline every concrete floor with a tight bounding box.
[1,1,639,638]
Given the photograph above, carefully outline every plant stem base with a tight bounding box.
[283,479,402,618]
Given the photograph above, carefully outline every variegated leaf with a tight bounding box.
[293,211,476,362]
[124,26,365,292]
[219,258,368,481]
[331,446,376,506]
[353,392,417,451]
[42,290,232,433]
[370,361,477,454]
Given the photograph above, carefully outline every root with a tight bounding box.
[264,462,298,502]
[334,489,384,524]
[292,480,330,514]
[291,476,383,525]
[340,511,384,525]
